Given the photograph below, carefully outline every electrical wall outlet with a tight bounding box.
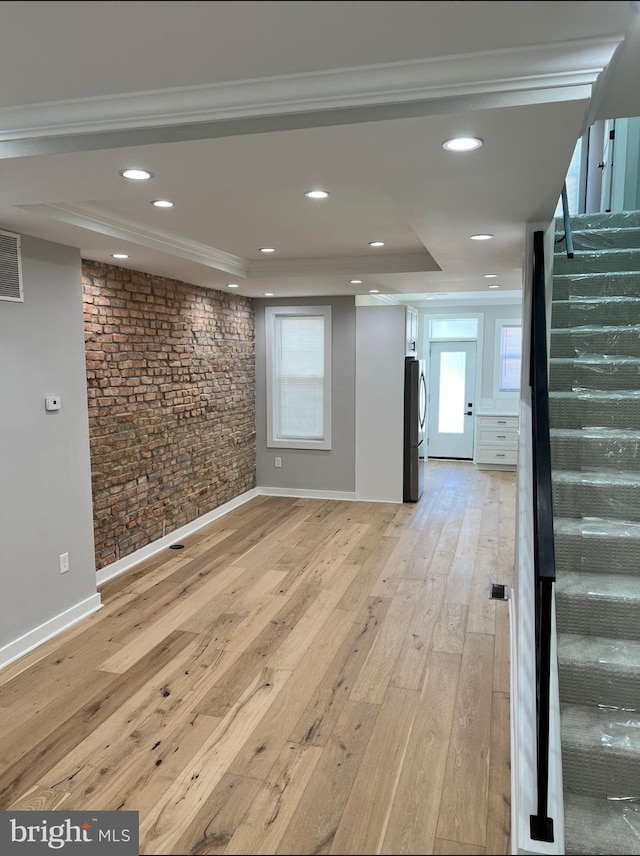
[274,456,282,468]
[59,552,70,574]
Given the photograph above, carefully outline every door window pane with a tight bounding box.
[430,318,478,339]
[438,351,465,434]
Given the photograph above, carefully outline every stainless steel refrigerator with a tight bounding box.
[403,356,425,502]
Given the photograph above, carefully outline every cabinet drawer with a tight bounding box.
[477,416,518,430]
[475,447,518,465]
[479,428,518,446]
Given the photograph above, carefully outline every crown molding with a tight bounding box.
[21,202,248,277]
[248,253,439,278]
[0,36,622,143]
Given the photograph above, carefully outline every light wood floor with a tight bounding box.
[0,461,515,855]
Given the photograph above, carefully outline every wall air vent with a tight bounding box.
[0,229,23,302]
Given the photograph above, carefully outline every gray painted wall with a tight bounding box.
[0,235,97,649]
[255,295,356,493]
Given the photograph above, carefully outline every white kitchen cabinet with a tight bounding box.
[474,414,518,470]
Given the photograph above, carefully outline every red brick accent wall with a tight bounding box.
[82,262,255,570]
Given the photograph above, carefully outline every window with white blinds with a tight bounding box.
[494,319,522,396]
[266,306,332,449]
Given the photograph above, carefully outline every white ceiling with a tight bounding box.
[0,1,639,300]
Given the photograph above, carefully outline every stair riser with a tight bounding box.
[555,227,640,251]
[551,300,640,328]
[549,362,640,391]
[559,659,640,709]
[562,742,640,798]
[555,250,640,275]
[551,328,640,358]
[556,592,640,642]
[552,479,640,522]
[553,272,640,300]
[551,436,640,471]
[555,533,640,576]
[562,212,640,230]
[550,397,640,430]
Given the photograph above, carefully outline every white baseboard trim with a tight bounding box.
[257,486,358,501]
[96,487,260,586]
[0,593,103,671]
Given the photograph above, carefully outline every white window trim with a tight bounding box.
[494,318,522,399]
[265,305,332,450]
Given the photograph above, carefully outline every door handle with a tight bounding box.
[464,411,473,416]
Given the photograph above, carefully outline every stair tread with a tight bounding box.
[554,516,640,538]
[561,704,640,755]
[553,469,640,486]
[558,632,640,670]
[551,427,640,440]
[550,356,640,365]
[563,792,640,856]
[556,570,640,602]
[552,323,640,334]
[550,389,640,400]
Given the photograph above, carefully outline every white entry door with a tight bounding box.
[427,341,476,458]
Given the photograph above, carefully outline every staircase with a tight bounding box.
[549,211,640,855]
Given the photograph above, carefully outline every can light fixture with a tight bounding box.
[368,241,385,248]
[152,199,174,208]
[111,253,129,259]
[227,283,239,289]
[260,247,276,253]
[350,280,362,284]
[470,234,494,241]
[304,190,330,199]
[119,168,153,181]
[442,137,483,152]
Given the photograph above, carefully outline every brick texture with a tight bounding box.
[82,262,255,570]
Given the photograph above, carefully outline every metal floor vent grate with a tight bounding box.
[0,229,23,302]
[488,582,509,601]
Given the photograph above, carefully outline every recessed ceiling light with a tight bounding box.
[151,199,174,208]
[369,289,380,294]
[260,247,276,253]
[264,292,274,297]
[484,274,497,278]
[305,190,330,199]
[442,137,483,152]
[350,280,362,284]
[227,283,239,289]
[368,241,385,247]
[470,234,494,240]
[488,284,501,289]
[119,168,153,181]
[111,253,129,259]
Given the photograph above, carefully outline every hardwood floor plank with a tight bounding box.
[140,667,291,855]
[485,691,511,855]
[391,573,447,691]
[434,838,486,855]
[0,629,197,809]
[228,608,354,781]
[435,632,495,847]
[350,579,422,705]
[381,651,461,855]
[276,700,379,855]
[288,597,391,748]
[226,743,323,855]
[433,602,468,655]
[493,601,511,694]
[330,686,419,855]
[172,772,263,856]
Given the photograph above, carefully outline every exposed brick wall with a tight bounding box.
[82,262,255,570]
